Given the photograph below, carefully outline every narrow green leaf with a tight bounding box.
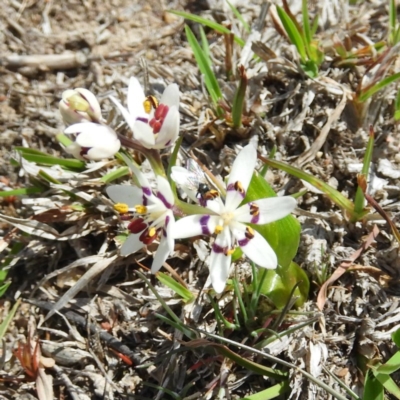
[359,72,400,102]
[100,167,129,183]
[38,170,61,184]
[0,299,21,339]
[199,26,212,66]
[302,0,312,48]
[363,370,384,400]
[232,65,247,128]
[167,10,245,46]
[260,156,368,220]
[392,328,400,348]
[0,187,43,197]
[240,381,290,400]
[373,370,400,398]
[375,351,400,375]
[0,282,11,297]
[276,6,307,62]
[156,272,195,303]
[310,15,319,37]
[226,0,251,33]
[15,147,85,169]
[354,127,374,216]
[185,25,223,105]
[395,90,400,121]
[55,133,73,147]
[390,0,397,44]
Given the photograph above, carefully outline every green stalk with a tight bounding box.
[353,127,374,217]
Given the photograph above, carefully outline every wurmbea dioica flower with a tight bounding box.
[59,88,121,160]
[59,88,102,126]
[173,143,297,293]
[110,77,180,150]
[106,159,177,273]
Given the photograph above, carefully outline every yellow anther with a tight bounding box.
[214,225,223,235]
[143,95,159,114]
[135,205,147,214]
[114,203,129,214]
[250,203,259,216]
[245,226,255,240]
[225,248,235,256]
[234,181,245,194]
[148,227,157,237]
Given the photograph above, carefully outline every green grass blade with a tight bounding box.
[199,26,212,66]
[373,370,400,399]
[0,299,21,339]
[232,65,247,128]
[15,147,86,169]
[354,127,374,216]
[0,187,43,197]
[390,0,397,44]
[259,156,364,219]
[100,166,129,183]
[364,370,384,400]
[276,6,307,62]
[394,90,400,121]
[226,0,250,33]
[359,72,400,102]
[240,381,290,400]
[302,0,312,48]
[167,10,245,46]
[156,272,195,303]
[185,25,223,105]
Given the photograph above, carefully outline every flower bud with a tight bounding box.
[59,88,102,126]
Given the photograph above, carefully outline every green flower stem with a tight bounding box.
[118,134,166,177]
[174,198,213,216]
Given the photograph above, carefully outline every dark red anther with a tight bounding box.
[128,218,147,234]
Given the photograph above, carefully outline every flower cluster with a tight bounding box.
[58,76,297,293]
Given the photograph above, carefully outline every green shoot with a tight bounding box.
[167,10,245,46]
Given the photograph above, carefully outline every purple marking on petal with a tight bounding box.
[137,117,149,124]
[165,215,170,227]
[164,139,171,147]
[251,214,260,224]
[199,215,211,235]
[157,192,173,209]
[238,238,250,247]
[80,147,90,156]
[142,187,152,197]
[212,242,225,254]
[227,182,245,199]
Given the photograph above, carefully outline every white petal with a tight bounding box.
[204,197,225,214]
[235,196,297,224]
[133,120,155,147]
[64,122,98,135]
[86,140,120,160]
[127,77,146,118]
[225,143,257,212]
[151,236,170,273]
[109,96,137,133]
[173,215,218,239]
[155,106,179,148]
[156,176,174,207]
[74,125,117,146]
[209,228,232,293]
[120,233,145,256]
[65,142,84,159]
[75,88,102,120]
[119,153,153,197]
[231,224,277,268]
[106,185,143,206]
[160,84,180,108]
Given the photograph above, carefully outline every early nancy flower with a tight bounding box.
[110,77,180,150]
[59,88,102,126]
[64,123,120,161]
[173,142,297,293]
[107,158,177,273]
